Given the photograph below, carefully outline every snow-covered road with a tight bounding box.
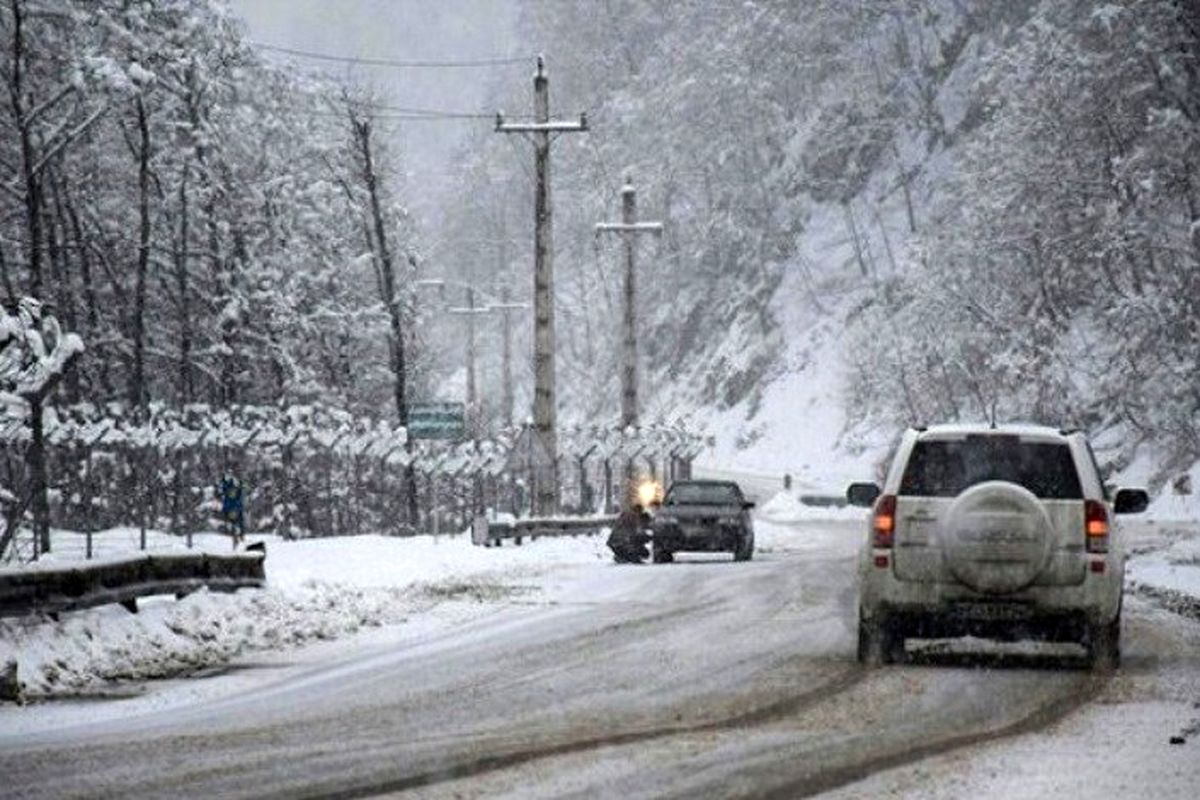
[1,517,1198,799]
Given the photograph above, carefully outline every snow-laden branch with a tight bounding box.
[0,298,85,408]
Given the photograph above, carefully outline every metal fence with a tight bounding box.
[0,404,705,563]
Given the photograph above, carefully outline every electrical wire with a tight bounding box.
[248,41,531,69]
[270,106,495,123]
[341,99,493,119]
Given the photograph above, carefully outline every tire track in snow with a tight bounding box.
[293,667,869,800]
[756,672,1104,800]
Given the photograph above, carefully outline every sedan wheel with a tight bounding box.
[733,534,754,562]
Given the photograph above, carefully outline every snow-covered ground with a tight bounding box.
[1,500,1197,798]
[822,594,1200,800]
[4,497,1198,705]
[822,518,1200,799]
[0,526,612,701]
[1129,535,1200,600]
[0,503,864,704]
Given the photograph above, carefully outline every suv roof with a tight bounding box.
[914,423,1077,443]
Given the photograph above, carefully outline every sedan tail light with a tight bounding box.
[1085,499,1109,554]
[873,494,897,548]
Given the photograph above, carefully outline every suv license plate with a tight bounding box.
[952,603,1033,621]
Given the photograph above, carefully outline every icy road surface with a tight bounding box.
[1,517,1198,799]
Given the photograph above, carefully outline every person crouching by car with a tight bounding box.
[607,503,652,564]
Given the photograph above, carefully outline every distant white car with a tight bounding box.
[848,424,1148,669]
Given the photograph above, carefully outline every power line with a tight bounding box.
[342,100,493,119]
[273,106,497,123]
[249,41,531,69]
[303,112,492,122]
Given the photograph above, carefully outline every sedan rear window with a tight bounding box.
[899,437,1082,499]
[664,483,742,506]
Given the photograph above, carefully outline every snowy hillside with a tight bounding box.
[629,0,1198,501]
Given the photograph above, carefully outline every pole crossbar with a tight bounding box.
[594,222,664,233]
[495,120,588,133]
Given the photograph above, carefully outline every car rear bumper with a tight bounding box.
[876,604,1090,642]
[653,525,743,552]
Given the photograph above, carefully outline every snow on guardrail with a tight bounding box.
[0,551,265,619]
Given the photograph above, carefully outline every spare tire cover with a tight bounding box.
[941,481,1053,595]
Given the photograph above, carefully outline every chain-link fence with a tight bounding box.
[0,404,706,563]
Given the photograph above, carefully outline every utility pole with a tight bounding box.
[448,287,493,435]
[420,277,527,436]
[493,286,523,429]
[495,56,587,514]
[451,287,478,412]
[595,175,663,429]
[494,212,516,429]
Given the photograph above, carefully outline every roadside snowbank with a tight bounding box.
[0,529,611,699]
[758,490,867,525]
[264,531,610,590]
[1128,532,1200,623]
[753,495,862,556]
[0,581,413,697]
[1144,464,1200,522]
[1129,536,1200,597]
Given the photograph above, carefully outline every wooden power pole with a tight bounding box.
[495,56,587,514]
[595,175,663,429]
[448,287,480,428]
[491,285,525,430]
[448,287,498,435]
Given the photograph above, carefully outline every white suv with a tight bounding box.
[848,424,1148,669]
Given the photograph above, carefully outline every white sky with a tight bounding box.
[227,0,521,219]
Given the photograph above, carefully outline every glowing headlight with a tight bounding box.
[637,480,663,507]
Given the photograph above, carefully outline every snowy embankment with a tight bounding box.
[1128,534,1200,623]
[0,528,611,700]
[1125,472,1200,622]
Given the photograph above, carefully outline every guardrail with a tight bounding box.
[473,515,617,547]
[0,552,266,618]
[798,493,848,508]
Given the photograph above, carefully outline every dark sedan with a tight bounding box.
[651,480,755,563]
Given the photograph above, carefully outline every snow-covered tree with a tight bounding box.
[847,0,1200,479]
[0,297,83,557]
[0,0,425,416]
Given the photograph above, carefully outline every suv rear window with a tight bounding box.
[899,436,1082,499]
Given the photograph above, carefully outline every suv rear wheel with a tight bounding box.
[1086,614,1121,671]
[857,611,904,666]
[652,543,673,564]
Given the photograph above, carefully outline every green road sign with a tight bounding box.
[409,402,466,440]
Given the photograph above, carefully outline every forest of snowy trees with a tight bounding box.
[0,0,437,550]
[1,0,1199,510]
[0,0,424,417]
[435,0,1200,476]
[847,0,1200,475]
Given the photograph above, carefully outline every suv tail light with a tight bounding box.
[1085,499,1109,554]
[873,494,897,548]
